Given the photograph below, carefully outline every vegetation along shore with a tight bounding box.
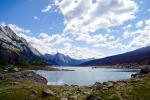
[0,67,150,100]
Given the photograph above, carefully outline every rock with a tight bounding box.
[83,91,91,95]
[87,95,103,100]
[103,81,114,88]
[10,82,19,85]
[13,67,19,72]
[64,84,69,86]
[107,83,114,88]
[140,67,150,74]
[131,74,137,78]
[61,98,68,100]
[0,74,4,80]
[29,94,36,99]
[102,87,108,90]
[117,82,125,87]
[131,67,150,78]
[130,79,139,83]
[76,88,81,93]
[28,73,33,77]
[15,74,21,79]
[32,89,38,95]
[70,95,78,100]
[42,89,54,97]
[94,82,101,85]
[71,85,79,88]
[26,86,32,89]
[94,82,103,90]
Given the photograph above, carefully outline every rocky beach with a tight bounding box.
[0,67,150,100]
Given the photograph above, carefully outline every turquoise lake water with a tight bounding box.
[35,67,139,86]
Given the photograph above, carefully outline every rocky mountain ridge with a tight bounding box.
[0,25,45,66]
[44,53,93,66]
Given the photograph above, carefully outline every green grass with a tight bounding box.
[0,80,58,100]
[0,57,7,72]
[93,74,150,100]
[0,57,6,65]
[0,74,150,100]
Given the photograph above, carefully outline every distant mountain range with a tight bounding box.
[43,53,93,66]
[79,46,150,66]
[1,24,150,67]
[0,24,92,67]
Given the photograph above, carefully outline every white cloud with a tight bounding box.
[54,0,138,34]
[148,9,150,12]
[145,19,150,26]
[76,33,116,45]
[58,46,104,59]
[4,0,148,59]
[8,24,30,33]
[123,18,150,49]
[7,24,105,59]
[41,4,52,13]
[136,20,144,28]
[127,27,150,48]
[123,31,133,39]
[123,24,132,30]
[1,22,6,26]
[107,29,112,33]
[34,16,39,20]
[92,38,123,49]
[38,33,49,38]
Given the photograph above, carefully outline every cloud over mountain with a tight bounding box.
[54,0,138,33]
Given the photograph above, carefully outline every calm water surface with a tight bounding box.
[35,67,139,86]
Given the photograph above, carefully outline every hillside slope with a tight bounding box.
[0,25,47,66]
[80,46,150,66]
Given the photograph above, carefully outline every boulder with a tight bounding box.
[61,98,68,100]
[87,95,103,100]
[13,67,19,72]
[10,82,19,85]
[70,95,78,100]
[102,87,108,90]
[94,82,103,90]
[83,91,91,95]
[103,81,114,88]
[71,85,79,88]
[42,89,54,97]
[131,74,137,78]
[32,89,38,95]
[76,87,81,93]
[140,67,150,74]
[0,73,4,80]
[94,82,102,86]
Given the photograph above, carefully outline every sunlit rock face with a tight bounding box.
[0,25,42,65]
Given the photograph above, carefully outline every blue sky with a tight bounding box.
[0,0,150,59]
[0,0,64,35]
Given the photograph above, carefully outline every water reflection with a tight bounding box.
[36,67,139,86]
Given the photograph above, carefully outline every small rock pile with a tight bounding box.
[131,67,150,78]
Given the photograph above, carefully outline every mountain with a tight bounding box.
[0,25,48,66]
[44,53,92,66]
[80,46,150,66]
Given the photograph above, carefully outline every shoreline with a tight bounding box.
[0,66,141,87]
[0,67,150,100]
[29,66,75,71]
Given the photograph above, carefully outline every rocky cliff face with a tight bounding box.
[0,25,43,65]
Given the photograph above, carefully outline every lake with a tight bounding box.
[35,67,139,86]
